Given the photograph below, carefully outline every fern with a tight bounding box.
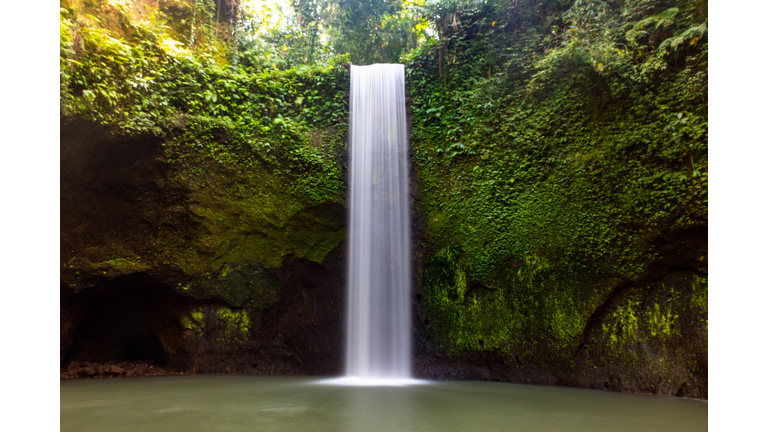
[658,23,707,51]
[625,7,679,47]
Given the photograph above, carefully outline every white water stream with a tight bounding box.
[345,64,412,381]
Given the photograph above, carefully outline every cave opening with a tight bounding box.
[62,274,194,368]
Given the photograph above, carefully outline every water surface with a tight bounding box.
[61,376,706,432]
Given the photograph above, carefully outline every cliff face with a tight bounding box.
[411,228,708,398]
[60,119,347,290]
[60,113,706,397]
[60,0,352,374]
[403,0,708,398]
[60,118,348,374]
[60,0,706,399]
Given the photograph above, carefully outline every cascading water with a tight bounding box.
[344,63,412,382]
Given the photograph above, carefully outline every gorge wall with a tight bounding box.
[60,0,707,399]
[60,117,348,374]
[404,0,707,399]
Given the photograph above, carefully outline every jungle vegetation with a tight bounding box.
[60,0,707,373]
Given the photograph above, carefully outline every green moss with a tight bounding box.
[602,297,640,350]
[72,255,151,280]
[182,263,279,308]
[690,275,708,313]
[410,0,707,370]
[182,308,205,337]
[646,302,679,339]
[181,306,249,343]
[149,151,346,276]
[424,246,586,355]
[100,257,145,269]
[216,308,250,342]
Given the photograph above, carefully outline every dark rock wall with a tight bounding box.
[182,244,346,375]
[61,119,347,375]
[61,244,345,375]
[411,266,708,398]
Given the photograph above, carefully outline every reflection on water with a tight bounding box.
[61,376,707,432]
[342,385,418,432]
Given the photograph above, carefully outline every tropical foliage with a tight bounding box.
[60,0,707,387]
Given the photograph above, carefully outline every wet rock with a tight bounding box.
[126,367,146,377]
[107,365,124,376]
[78,365,96,377]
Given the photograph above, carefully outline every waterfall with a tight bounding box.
[345,63,412,380]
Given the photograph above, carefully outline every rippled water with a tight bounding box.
[60,376,706,432]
